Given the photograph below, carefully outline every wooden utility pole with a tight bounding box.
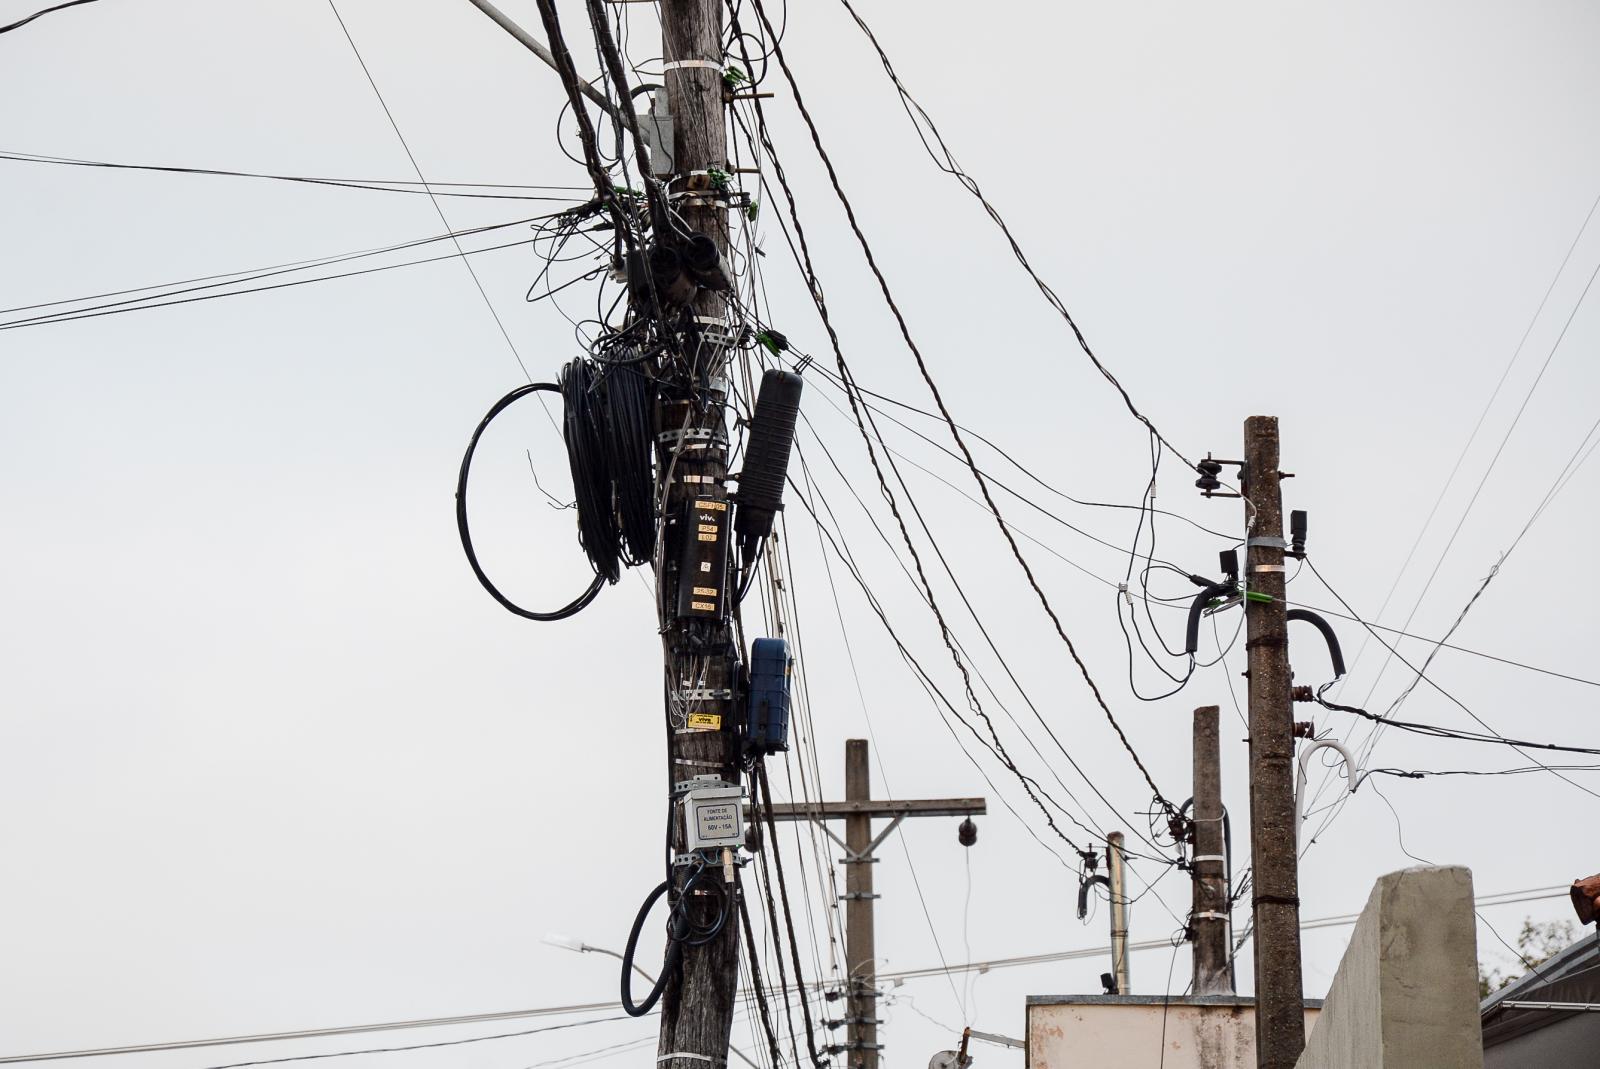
[1190,705,1232,995]
[653,0,741,1064]
[1106,831,1131,995]
[1242,416,1305,1068]
[767,739,985,1069]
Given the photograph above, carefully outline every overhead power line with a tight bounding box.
[745,0,1177,817]
[0,0,102,37]
[8,882,1560,1066]
[1286,600,1598,688]
[0,149,589,199]
[0,1006,637,1065]
[872,884,1569,984]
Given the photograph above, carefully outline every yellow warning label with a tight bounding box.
[687,712,722,729]
[697,533,717,542]
[692,586,718,596]
[697,523,719,534]
[690,600,716,611]
[695,500,728,511]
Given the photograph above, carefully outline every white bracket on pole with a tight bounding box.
[1294,739,1355,851]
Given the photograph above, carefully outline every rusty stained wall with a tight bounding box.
[1027,998,1322,1069]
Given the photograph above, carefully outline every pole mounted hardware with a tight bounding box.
[1194,453,1243,498]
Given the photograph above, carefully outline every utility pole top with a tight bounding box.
[795,739,985,1069]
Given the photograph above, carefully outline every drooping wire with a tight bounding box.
[741,0,1177,820]
[324,0,538,383]
[0,0,102,37]
[829,0,1193,468]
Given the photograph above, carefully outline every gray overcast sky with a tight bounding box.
[3,1,1598,1067]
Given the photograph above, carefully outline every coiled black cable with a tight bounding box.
[560,358,657,579]
[619,864,730,1018]
[561,359,622,583]
[597,360,656,565]
[456,382,605,622]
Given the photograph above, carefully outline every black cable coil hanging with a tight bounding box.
[597,357,656,565]
[561,358,620,583]
[560,357,657,584]
[456,382,605,622]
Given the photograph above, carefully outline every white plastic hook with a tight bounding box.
[1295,739,1355,851]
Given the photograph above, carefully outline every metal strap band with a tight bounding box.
[1191,854,1227,864]
[1246,536,1287,549]
[1193,911,1230,921]
[662,60,721,73]
[658,1054,716,1064]
[1253,893,1300,907]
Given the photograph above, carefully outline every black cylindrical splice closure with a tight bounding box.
[682,234,731,291]
[733,370,804,549]
[629,245,696,308]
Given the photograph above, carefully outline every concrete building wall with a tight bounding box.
[1297,865,1483,1069]
[1026,996,1320,1069]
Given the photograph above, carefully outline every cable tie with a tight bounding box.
[661,60,722,73]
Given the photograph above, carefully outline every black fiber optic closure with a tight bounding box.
[734,369,804,549]
[1185,580,1238,656]
[1286,608,1345,678]
[455,382,605,622]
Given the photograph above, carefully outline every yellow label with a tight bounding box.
[687,712,722,729]
[697,523,719,534]
[692,586,718,596]
[695,500,728,511]
[690,600,716,611]
[697,533,717,542]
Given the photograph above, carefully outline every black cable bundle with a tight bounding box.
[560,358,621,583]
[597,360,656,565]
[561,357,658,583]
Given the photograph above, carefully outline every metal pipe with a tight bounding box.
[463,0,631,128]
[1108,831,1131,994]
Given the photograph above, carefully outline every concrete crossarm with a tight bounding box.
[763,798,986,821]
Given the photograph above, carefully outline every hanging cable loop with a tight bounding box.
[455,382,605,622]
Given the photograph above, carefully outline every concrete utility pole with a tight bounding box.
[652,0,741,1064]
[1106,831,1131,995]
[1190,705,1233,995]
[766,739,986,1069]
[1242,416,1305,1068]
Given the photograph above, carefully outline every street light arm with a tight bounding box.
[463,0,631,129]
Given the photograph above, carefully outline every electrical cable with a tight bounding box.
[326,0,540,383]
[456,383,606,621]
[620,880,681,1017]
[743,0,1177,817]
[754,765,826,1067]
[830,0,1192,467]
[0,0,101,37]
[0,214,563,329]
[561,359,624,582]
[737,876,787,1069]
[1315,684,1600,757]
[0,149,589,199]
